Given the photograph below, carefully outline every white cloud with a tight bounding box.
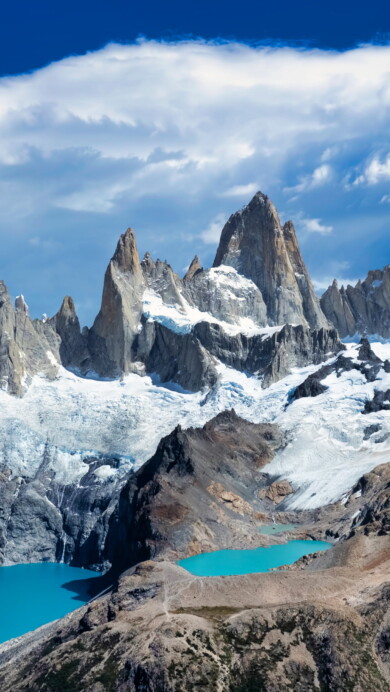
[0,40,389,322]
[200,213,228,244]
[301,217,333,234]
[353,153,390,186]
[0,41,388,214]
[285,164,333,193]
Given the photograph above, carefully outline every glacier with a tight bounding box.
[0,341,389,510]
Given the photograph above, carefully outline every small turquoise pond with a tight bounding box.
[0,563,100,644]
[177,540,332,577]
[258,524,298,535]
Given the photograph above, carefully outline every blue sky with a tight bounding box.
[0,2,389,324]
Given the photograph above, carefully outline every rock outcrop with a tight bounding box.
[0,282,60,395]
[105,410,283,574]
[47,296,88,369]
[321,266,390,338]
[213,192,328,329]
[0,450,126,569]
[89,229,146,376]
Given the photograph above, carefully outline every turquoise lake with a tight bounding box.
[177,540,332,576]
[0,563,100,644]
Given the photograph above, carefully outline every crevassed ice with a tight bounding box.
[0,343,389,510]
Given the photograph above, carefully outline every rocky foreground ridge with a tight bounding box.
[0,408,389,691]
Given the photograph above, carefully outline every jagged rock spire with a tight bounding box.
[112,228,142,276]
[184,255,202,282]
[321,265,390,338]
[213,191,328,329]
[90,227,145,375]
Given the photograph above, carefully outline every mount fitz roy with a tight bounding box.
[0,192,338,397]
[0,191,389,690]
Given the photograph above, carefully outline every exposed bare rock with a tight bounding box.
[213,191,328,329]
[0,282,60,395]
[321,265,390,338]
[105,411,283,573]
[141,255,185,308]
[47,296,88,369]
[134,317,219,391]
[90,228,145,376]
[261,480,294,503]
[207,481,254,515]
[183,255,202,282]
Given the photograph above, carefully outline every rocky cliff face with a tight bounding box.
[213,192,328,329]
[89,229,146,376]
[321,265,390,338]
[0,283,60,395]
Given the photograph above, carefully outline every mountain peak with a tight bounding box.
[184,255,202,282]
[212,192,327,329]
[58,295,76,316]
[112,227,141,274]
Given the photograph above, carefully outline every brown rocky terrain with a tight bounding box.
[0,534,389,692]
[0,412,389,691]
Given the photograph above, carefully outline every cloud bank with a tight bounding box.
[0,40,389,322]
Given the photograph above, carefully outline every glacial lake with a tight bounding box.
[177,539,332,577]
[0,563,100,644]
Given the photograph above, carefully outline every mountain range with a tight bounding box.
[0,191,389,691]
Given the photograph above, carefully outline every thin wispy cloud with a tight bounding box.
[0,39,388,322]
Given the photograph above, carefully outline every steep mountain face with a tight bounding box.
[321,266,390,338]
[213,192,328,329]
[82,192,337,387]
[0,283,60,396]
[89,229,146,376]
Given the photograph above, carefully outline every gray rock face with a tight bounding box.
[133,318,342,391]
[47,296,88,369]
[213,192,328,329]
[0,452,125,569]
[183,255,202,282]
[0,282,60,395]
[90,228,146,376]
[321,266,390,338]
[134,318,219,391]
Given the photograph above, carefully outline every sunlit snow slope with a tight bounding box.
[0,342,388,509]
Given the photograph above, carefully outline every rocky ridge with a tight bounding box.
[321,265,390,338]
[0,191,341,395]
